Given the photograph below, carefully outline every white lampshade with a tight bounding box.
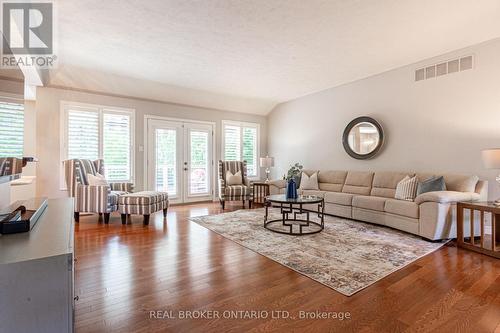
[259,156,274,168]
[482,149,500,169]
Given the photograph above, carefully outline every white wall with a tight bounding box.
[35,87,267,198]
[268,39,500,199]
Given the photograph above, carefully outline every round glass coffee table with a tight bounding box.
[264,194,325,235]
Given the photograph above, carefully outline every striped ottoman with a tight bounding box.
[118,191,169,225]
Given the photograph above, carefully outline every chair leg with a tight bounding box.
[98,213,103,221]
[104,213,110,224]
[121,214,127,225]
[220,200,225,210]
[163,208,168,218]
[249,200,252,209]
[143,214,150,225]
[74,212,79,223]
[242,200,246,208]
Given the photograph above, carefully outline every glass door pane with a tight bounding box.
[184,123,213,202]
[188,130,209,195]
[155,128,177,196]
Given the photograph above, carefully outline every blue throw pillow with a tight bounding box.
[416,176,446,196]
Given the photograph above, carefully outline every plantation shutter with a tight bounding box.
[223,125,241,161]
[64,105,133,183]
[242,127,257,177]
[103,112,131,181]
[67,109,99,160]
[0,101,24,158]
[223,122,259,177]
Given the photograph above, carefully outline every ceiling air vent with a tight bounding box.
[415,55,473,81]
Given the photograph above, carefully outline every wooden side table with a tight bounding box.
[252,182,270,205]
[457,201,500,259]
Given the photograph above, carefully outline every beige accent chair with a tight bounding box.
[268,170,487,241]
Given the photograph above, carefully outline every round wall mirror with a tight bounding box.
[342,116,384,159]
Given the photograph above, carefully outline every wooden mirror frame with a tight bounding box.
[342,116,384,160]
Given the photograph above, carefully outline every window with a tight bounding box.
[62,103,134,182]
[67,109,98,160]
[103,113,131,181]
[222,120,259,177]
[0,101,24,158]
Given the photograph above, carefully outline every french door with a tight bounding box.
[146,118,214,204]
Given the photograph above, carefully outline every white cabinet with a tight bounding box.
[0,198,75,333]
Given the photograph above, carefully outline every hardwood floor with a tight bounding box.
[74,202,500,333]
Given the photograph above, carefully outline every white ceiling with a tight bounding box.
[50,0,500,114]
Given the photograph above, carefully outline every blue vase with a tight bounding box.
[286,179,298,199]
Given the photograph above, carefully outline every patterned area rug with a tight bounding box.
[189,208,446,296]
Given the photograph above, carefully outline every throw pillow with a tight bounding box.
[395,175,418,201]
[416,176,446,195]
[299,172,319,190]
[226,170,243,186]
[87,173,108,186]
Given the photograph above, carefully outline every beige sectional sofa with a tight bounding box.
[268,170,487,240]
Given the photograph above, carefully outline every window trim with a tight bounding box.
[60,101,135,190]
[221,120,260,180]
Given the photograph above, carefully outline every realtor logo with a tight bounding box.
[2,2,52,54]
[1,1,56,68]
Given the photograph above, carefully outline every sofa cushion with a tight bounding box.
[299,172,319,190]
[297,169,318,188]
[342,171,374,195]
[352,195,387,212]
[300,190,326,198]
[385,199,419,219]
[394,175,418,201]
[370,171,410,198]
[416,176,446,195]
[415,173,479,193]
[324,192,354,206]
[318,170,347,192]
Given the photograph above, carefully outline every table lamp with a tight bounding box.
[260,156,274,182]
[481,148,500,205]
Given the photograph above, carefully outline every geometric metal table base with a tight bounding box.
[264,195,325,236]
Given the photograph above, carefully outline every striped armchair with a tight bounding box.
[64,159,134,223]
[218,160,253,209]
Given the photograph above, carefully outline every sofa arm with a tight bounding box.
[415,191,480,205]
[268,179,286,195]
[110,182,134,192]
